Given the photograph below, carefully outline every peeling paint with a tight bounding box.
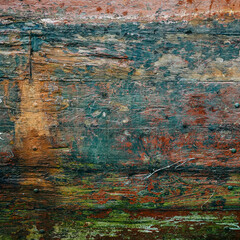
[0,1,240,239]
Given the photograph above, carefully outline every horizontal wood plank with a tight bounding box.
[0,14,240,240]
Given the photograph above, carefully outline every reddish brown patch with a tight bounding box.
[1,0,240,22]
[186,94,207,125]
[88,209,112,219]
[96,6,102,11]
[106,7,114,14]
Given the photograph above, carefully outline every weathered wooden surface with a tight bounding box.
[1,0,240,22]
[0,1,240,239]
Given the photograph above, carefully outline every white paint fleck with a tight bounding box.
[92,110,101,117]
[124,130,131,136]
[122,118,129,123]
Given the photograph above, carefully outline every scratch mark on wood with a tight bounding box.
[144,158,195,179]
[201,189,216,210]
[29,31,33,83]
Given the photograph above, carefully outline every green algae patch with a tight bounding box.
[47,211,240,239]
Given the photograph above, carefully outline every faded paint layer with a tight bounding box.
[0,1,240,239]
[1,0,240,22]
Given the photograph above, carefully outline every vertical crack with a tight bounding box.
[29,31,33,83]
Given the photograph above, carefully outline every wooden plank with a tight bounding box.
[0,2,240,239]
[1,0,240,22]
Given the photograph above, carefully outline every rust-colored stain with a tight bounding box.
[14,79,59,186]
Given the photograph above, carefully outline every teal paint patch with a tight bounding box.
[31,35,45,52]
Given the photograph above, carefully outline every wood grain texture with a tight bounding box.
[1,0,240,22]
[0,3,240,239]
